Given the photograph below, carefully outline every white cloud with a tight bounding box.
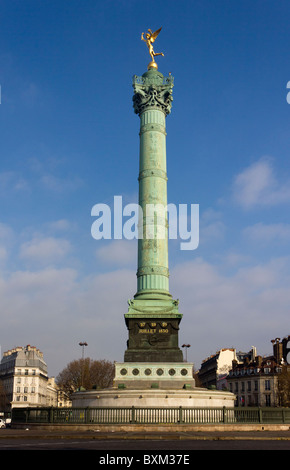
[96,239,137,266]
[232,158,290,209]
[0,265,134,376]
[0,246,8,263]
[39,174,83,193]
[19,236,71,264]
[0,251,289,375]
[199,208,226,244]
[170,256,290,364]
[46,219,73,233]
[0,222,14,241]
[0,171,29,192]
[0,223,15,265]
[244,222,290,244]
[222,252,252,267]
[1,216,289,376]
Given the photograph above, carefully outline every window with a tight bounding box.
[265,394,271,406]
[265,380,271,391]
[25,369,28,375]
[254,380,258,391]
[24,387,28,393]
[247,381,251,392]
[241,382,245,392]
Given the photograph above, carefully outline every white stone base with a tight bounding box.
[72,387,235,408]
[114,362,195,389]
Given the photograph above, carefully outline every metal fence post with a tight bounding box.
[131,406,135,424]
[223,406,227,424]
[258,407,263,423]
[49,407,53,423]
[84,406,90,424]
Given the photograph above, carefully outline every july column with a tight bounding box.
[132,67,174,301]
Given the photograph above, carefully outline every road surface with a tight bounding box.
[0,429,290,451]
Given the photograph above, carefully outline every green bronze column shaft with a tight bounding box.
[134,69,172,300]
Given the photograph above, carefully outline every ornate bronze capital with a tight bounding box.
[132,72,174,116]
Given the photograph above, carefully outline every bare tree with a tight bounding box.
[277,365,290,406]
[0,381,9,412]
[56,358,115,396]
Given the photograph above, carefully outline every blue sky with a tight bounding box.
[1,0,290,376]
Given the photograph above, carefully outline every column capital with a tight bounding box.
[132,69,174,116]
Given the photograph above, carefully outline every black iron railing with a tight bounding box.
[11,406,290,425]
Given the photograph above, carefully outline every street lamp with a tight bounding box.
[182,344,191,362]
[79,342,88,387]
[79,341,88,360]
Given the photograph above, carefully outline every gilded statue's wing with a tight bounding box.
[150,27,162,43]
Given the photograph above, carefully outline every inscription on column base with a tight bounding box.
[124,317,183,363]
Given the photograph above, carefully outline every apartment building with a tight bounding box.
[47,377,71,407]
[227,339,285,407]
[198,348,238,390]
[0,345,48,410]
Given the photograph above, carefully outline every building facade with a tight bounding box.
[198,341,287,406]
[198,348,238,390]
[47,377,71,408]
[227,340,285,407]
[0,345,73,411]
[0,345,48,410]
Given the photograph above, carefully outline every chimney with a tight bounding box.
[272,338,283,363]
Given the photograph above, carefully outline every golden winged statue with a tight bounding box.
[141,27,164,68]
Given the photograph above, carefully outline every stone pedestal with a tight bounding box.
[114,362,195,389]
[124,298,183,363]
